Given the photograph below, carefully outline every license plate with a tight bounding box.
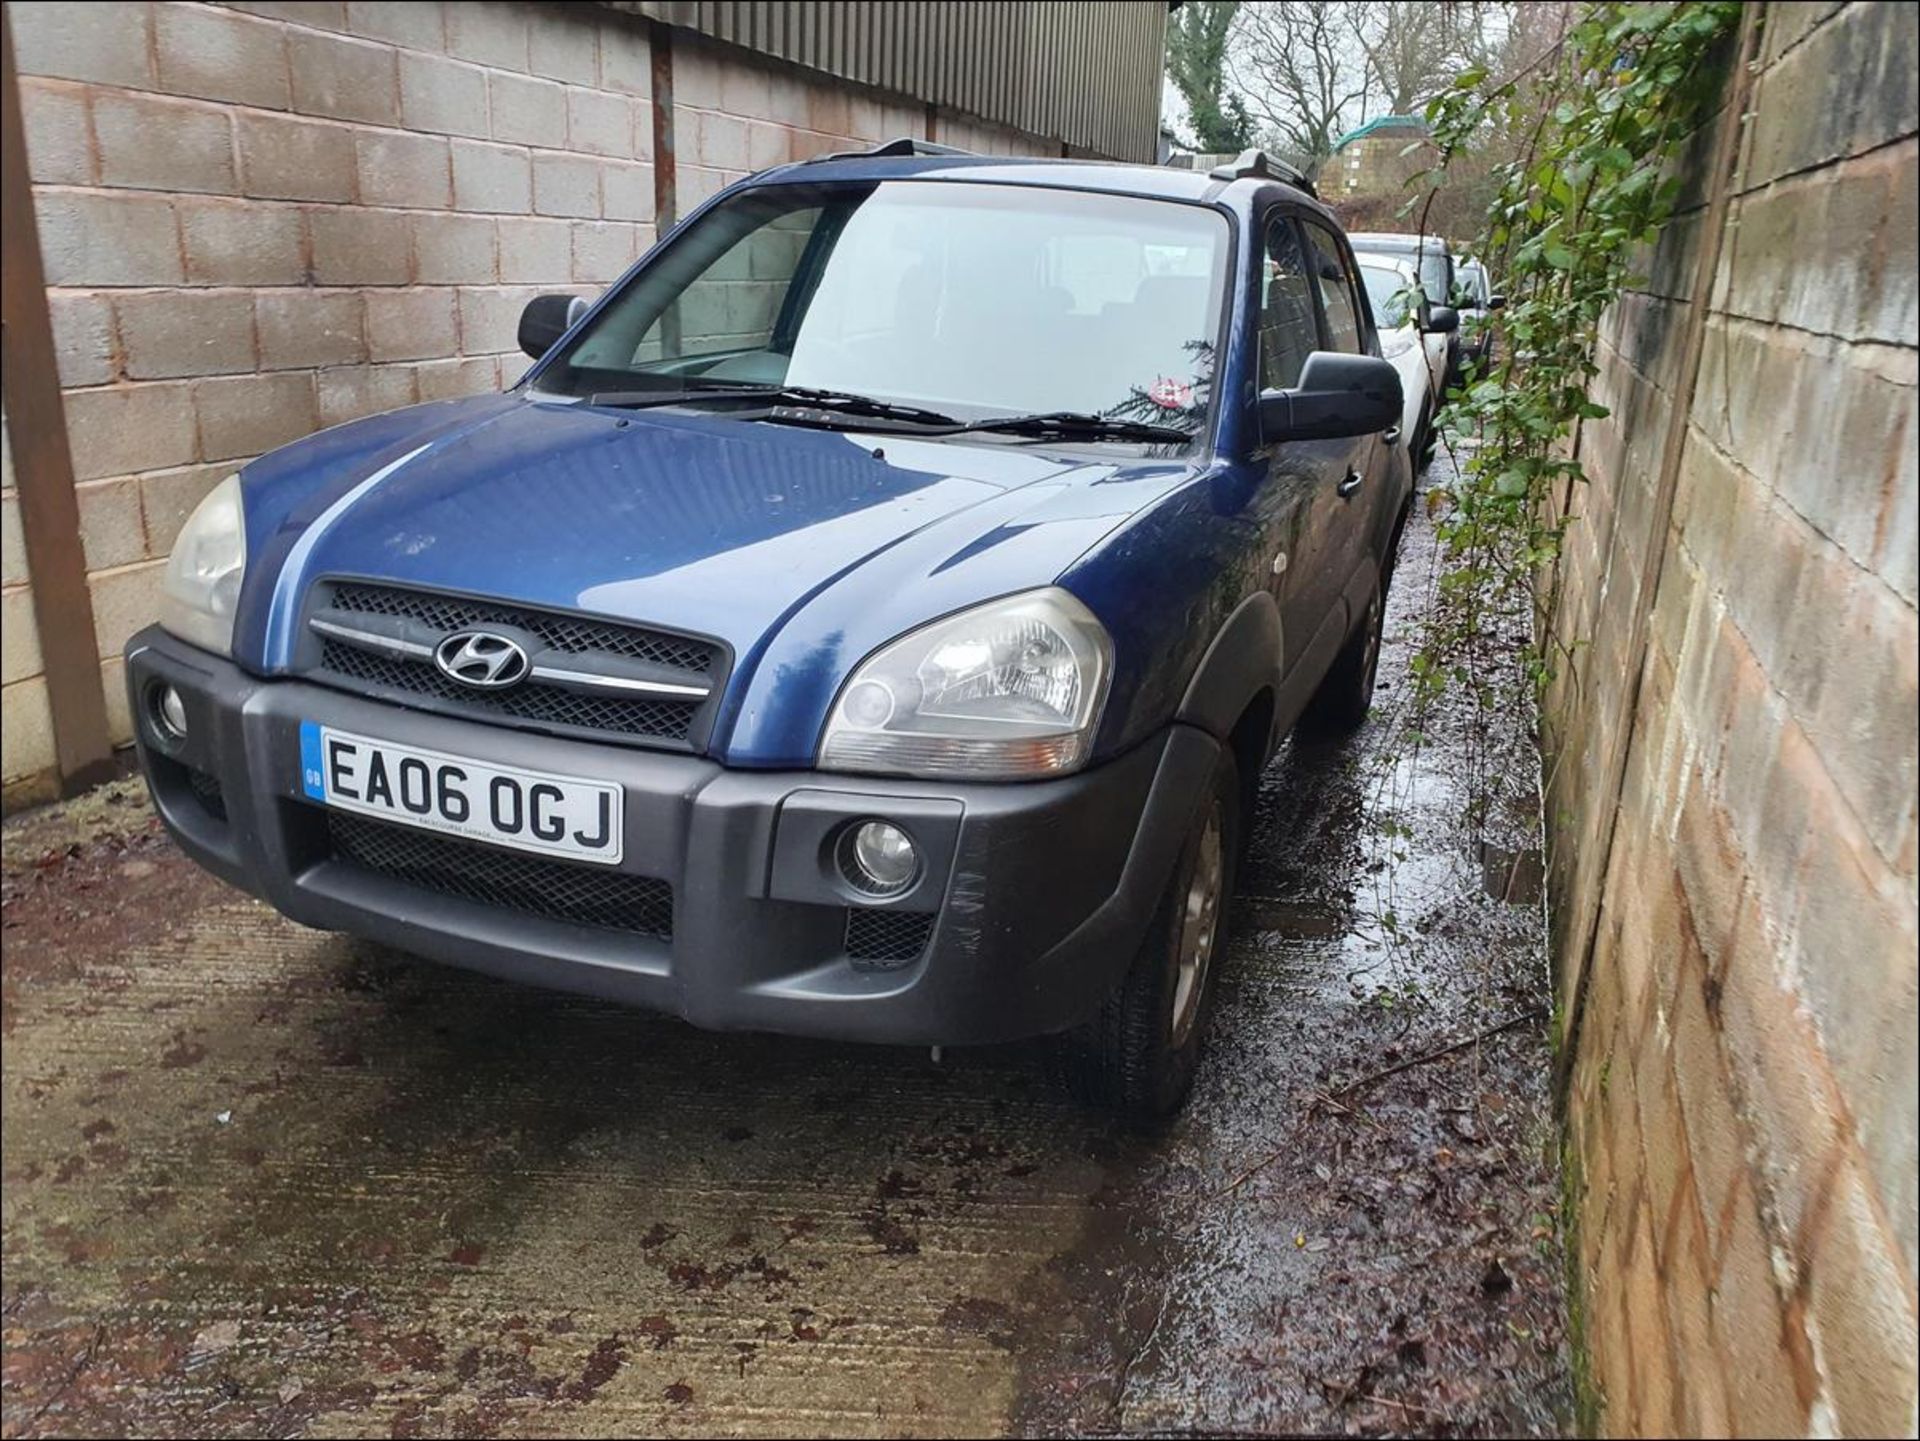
[300,722,623,864]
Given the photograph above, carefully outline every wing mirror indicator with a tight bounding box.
[1257,352,1403,444]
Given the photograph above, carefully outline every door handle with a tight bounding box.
[1337,469,1363,499]
[1381,425,1401,445]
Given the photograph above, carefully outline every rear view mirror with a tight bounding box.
[1258,352,1402,444]
[1424,305,1460,334]
[518,293,591,359]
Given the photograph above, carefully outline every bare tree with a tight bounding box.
[1226,2,1371,173]
[1349,2,1503,116]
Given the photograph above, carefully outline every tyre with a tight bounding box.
[1299,582,1384,737]
[1060,749,1239,1125]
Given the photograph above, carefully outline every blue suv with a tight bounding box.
[128,143,1409,1119]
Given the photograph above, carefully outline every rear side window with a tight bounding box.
[1303,223,1364,355]
[1257,216,1316,390]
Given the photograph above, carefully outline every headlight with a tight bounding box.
[819,588,1112,780]
[158,474,246,656]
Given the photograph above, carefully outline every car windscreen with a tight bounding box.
[534,179,1230,435]
[1359,265,1417,329]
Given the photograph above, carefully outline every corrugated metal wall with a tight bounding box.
[604,2,1168,162]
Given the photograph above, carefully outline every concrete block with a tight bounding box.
[446,3,528,71]
[400,52,490,139]
[76,477,146,571]
[456,285,532,354]
[196,372,320,462]
[697,111,748,170]
[346,0,445,50]
[64,382,197,482]
[226,2,346,27]
[532,151,599,217]
[1,586,43,686]
[48,293,116,389]
[116,290,256,381]
[311,207,412,285]
[1,677,56,783]
[568,87,632,157]
[94,93,235,195]
[529,11,598,85]
[289,29,401,126]
[100,653,131,747]
[1668,962,1747,1259]
[1745,1,1918,188]
[600,18,653,96]
[19,79,92,186]
[1808,1153,1920,1435]
[675,165,724,214]
[717,55,770,120]
[87,559,167,657]
[256,290,367,370]
[356,130,453,209]
[416,355,499,401]
[1806,586,1919,864]
[317,363,418,427]
[489,71,566,148]
[1711,1179,1811,1435]
[0,492,24,587]
[451,139,532,213]
[672,40,722,111]
[747,121,790,172]
[140,464,230,556]
[571,221,636,284]
[237,113,356,203]
[497,217,571,284]
[413,213,497,285]
[600,162,656,222]
[156,3,290,110]
[366,288,458,362]
[8,0,153,88]
[180,200,306,286]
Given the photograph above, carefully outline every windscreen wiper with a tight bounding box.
[585,385,961,428]
[952,411,1194,444]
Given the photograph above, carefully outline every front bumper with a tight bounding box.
[126,627,1218,1046]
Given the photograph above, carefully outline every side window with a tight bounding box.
[1304,223,1364,355]
[1257,216,1316,390]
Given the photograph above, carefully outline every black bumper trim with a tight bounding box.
[125,626,1218,1046]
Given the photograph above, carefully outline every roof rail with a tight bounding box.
[808,137,975,163]
[1208,148,1316,197]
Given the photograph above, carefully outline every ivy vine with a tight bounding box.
[1408,1,1744,709]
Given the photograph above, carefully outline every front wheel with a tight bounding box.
[1059,749,1239,1125]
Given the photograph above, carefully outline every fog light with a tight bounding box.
[151,683,189,743]
[839,820,918,897]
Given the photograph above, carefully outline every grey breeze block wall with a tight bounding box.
[1545,3,1917,1436]
[1,0,1053,804]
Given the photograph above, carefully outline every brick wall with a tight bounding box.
[1547,4,1917,1435]
[0,1,1055,804]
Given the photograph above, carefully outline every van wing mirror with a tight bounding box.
[1425,304,1460,334]
[1258,352,1403,444]
[518,293,591,359]
[1487,293,1506,310]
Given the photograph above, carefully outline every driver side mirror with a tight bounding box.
[1424,305,1460,334]
[1258,352,1403,444]
[1487,293,1506,310]
[517,293,591,359]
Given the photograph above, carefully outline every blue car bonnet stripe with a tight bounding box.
[262,442,433,663]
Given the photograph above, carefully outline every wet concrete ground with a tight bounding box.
[2,467,1570,1438]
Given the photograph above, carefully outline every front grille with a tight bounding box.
[845,907,935,967]
[328,812,673,940]
[305,582,723,749]
[330,584,716,674]
[186,766,227,821]
[319,639,701,739]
